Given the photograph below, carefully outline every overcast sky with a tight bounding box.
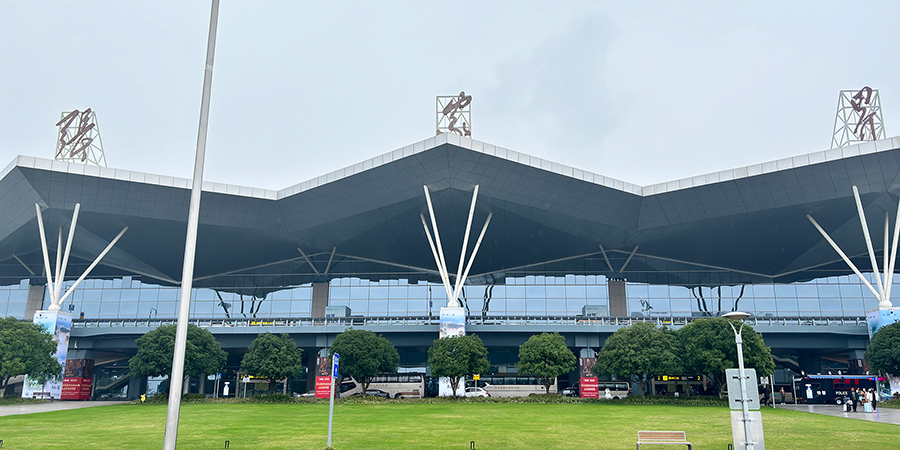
[2,1,898,191]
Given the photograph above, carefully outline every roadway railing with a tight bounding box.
[70,315,869,329]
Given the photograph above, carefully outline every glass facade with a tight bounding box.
[0,271,886,320]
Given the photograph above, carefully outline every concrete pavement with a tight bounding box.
[776,403,900,425]
[0,400,125,417]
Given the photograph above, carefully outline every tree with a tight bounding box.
[241,333,304,394]
[866,322,900,377]
[0,317,63,398]
[516,332,576,394]
[129,324,228,380]
[329,329,399,395]
[677,318,774,397]
[428,335,490,397]
[593,322,681,396]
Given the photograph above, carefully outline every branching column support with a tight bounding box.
[35,203,128,311]
[807,185,898,309]
[420,185,492,308]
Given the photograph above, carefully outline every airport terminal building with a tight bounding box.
[2,133,899,398]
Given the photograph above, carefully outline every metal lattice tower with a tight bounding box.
[55,109,107,167]
[831,86,886,148]
[436,91,472,137]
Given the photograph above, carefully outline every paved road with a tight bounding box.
[0,401,125,417]
[776,404,900,425]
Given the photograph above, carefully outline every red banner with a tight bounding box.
[580,377,599,399]
[315,376,332,398]
[61,377,92,400]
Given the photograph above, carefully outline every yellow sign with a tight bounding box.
[473,374,480,381]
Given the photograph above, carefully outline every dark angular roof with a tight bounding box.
[2,133,899,296]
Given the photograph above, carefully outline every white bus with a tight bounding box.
[471,375,558,397]
[597,381,631,399]
[338,373,425,399]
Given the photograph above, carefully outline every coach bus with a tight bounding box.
[338,373,425,399]
[469,375,558,397]
[795,374,877,404]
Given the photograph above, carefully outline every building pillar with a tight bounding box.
[849,349,866,375]
[25,283,46,320]
[798,353,822,375]
[306,351,319,392]
[312,282,329,317]
[608,279,627,316]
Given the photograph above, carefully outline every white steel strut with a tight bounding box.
[420,185,492,307]
[807,185,898,309]
[35,203,127,311]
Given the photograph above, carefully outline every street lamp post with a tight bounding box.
[723,311,754,450]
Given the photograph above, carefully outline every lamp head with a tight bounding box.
[722,311,750,321]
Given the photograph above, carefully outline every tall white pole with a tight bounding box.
[162,1,219,448]
[731,322,754,450]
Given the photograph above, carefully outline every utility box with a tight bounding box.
[582,305,608,317]
[325,306,351,318]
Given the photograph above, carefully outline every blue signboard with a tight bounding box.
[332,353,340,378]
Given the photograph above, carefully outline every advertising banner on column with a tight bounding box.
[866,308,899,338]
[439,306,466,397]
[22,311,71,399]
[315,356,333,398]
[61,359,94,400]
[579,357,599,398]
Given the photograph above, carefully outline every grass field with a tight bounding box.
[0,402,896,449]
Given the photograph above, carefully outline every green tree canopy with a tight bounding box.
[0,316,63,398]
[428,334,490,397]
[516,332,576,394]
[329,329,399,395]
[677,318,774,396]
[593,322,681,396]
[865,322,900,377]
[240,333,304,394]
[129,324,228,380]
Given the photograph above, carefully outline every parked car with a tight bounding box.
[560,385,579,397]
[295,389,316,398]
[353,389,390,399]
[465,387,490,397]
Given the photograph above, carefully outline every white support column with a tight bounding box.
[33,203,126,313]
[884,212,890,295]
[885,197,900,302]
[421,186,491,308]
[35,204,57,306]
[420,213,454,301]
[58,227,128,305]
[453,186,479,295]
[451,213,492,304]
[807,214,883,302]
[852,186,886,300]
[55,203,80,303]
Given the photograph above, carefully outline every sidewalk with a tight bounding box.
[0,401,124,417]
[777,403,900,425]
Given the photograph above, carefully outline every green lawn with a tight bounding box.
[0,402,895,449]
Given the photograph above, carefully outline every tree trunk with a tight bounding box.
[0,376,8,398]
[268,378,276,395]
[544,379,551,395]
[449,376,460,397]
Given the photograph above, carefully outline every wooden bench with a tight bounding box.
[636,431,693,449]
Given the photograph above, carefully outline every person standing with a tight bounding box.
[779,387,786,404]
[871,388,878,412]
[850,388,858,412]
